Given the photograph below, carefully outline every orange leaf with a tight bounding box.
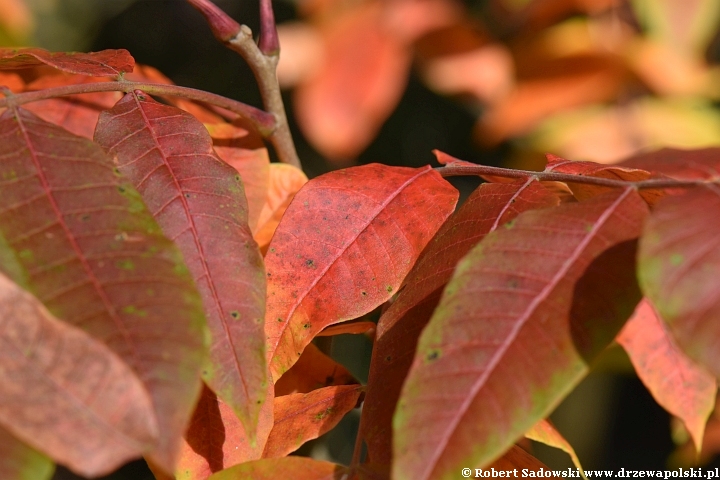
[275,343,358,396]
[263,385,363,458]
[617,299,716,452]
[317,320,376,337]
[526,420,585,476]
[254,163,308,248]
[208,457,349,480]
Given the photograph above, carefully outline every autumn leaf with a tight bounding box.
[0,427,54,480]
[176,384,273,480]
[360,178,559,468]
[489,445,548,472]
[394,188,648,480]
[275,343,359,396]
[617,299,716,452]
[638,186,720,393]
[263,385,363,458]
[254,162,308,248]
[526,420,585,477]
[0,272,157,477]
[621,147,720,181]
[208,456,350,480]
[94,91,268,442]
[265,164,458,381]
[0,107,207,473]
[0,48,134,76]
[318,320,376,337]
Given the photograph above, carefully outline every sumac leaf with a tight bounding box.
[525,420,584,476]
[0,424,54,480]
[254,162,308,249]
[360,179,559,468]
[0,107,207,472]
[0,48,134,76]
[275,343,359,396]
[394,188,648,480]
[318,320,376,337]
[621,147,720,180]
[617,299,716,452]
[0,272,157,477]
[638,186,720,388]
[209,456,349,480]
[94,91,267,440]
[263,385,363,458]
[176,384,273,480]
[265,164,458,380]
[490,445,548,472]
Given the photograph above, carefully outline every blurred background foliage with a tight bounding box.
[4,0,720,478]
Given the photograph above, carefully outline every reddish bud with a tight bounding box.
[259,0,280,55]
[187,0,241,42]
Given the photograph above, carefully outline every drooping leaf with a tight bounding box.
[544,154,663,204]
[263,385,363,458]
[0,426,54,480]
[394,188,648,480]
[254,162,308,248]
[525,420,585,477]
[617,298,716,452]
[620,147,720,180]
[0,48,134,76]
[317,320,376,337]
[0,272,157,476]
[0,107,207,472]
[275,343,359,396]
[360,179,559,468]
[176,384,273,480]
[638,186,720,383]
[209,457,349,480]
[94,91,267,441]
[265,164,458,381]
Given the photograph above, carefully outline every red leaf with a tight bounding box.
[208,457,350,480]
[0,107,207,472]
[489,445,548,472]
[0,272,157,477]
[620,147,720,181]
[0,48,134,76]
[0,428,54,480]
[94,91,267,441]
[317,320,376,337]
[275,343,359,396]
[617,299,716,452]
[254,163,308,250]
[263,385,363,458]
[360,179,559,468]
[544,154,662,204]
[394,189,648,480]
[293,4,411,159]
[265,164,458,380]
[176,384,273,480]
[21,74,120,139]
[638,186,720,384]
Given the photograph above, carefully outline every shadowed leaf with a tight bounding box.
[176,384,273,480]
[617,298,716,452]
[0,48,134,76]
[275,343,359,396]
[265,164,457,381]
[254,163,308,249]
[263,385,363,458]
[209,457,349,480]
[360,179,559,468]
[489,445,548,472]
[0,107,207,473]
[0,272,157,477]
[638,186,720,392]
[318,320,376,337]
[394,189,648,480]
[94,91,267,442]
[0,425,54,480]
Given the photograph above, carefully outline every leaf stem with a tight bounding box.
[436,162,714,190]
[0,80,277,135]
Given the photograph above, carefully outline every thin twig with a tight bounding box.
[436,163,714,190]
[187,0,301,169]
[0,80,277,135]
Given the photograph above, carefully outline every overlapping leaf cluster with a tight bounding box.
[0,42,719,480]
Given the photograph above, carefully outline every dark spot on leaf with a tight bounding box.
[510,198,516,203]
[118,186,125,193]
[185,193,191,198]
[306,259,314,267]
[426,350,440,362]
[385,355,392,363]
[81,214,90,221]
[235,175,241,181]
[303,323,311,329]
[361,291,367,296]
[277,317,284,322]
[386,285,393,293]
[230,311,240,319]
